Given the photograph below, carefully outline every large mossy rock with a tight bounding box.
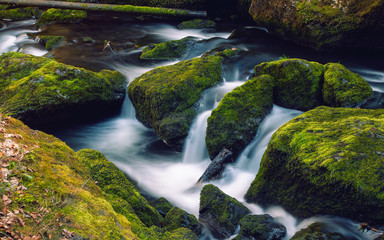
[77,149,161,227]
[245,106,384,224]
[199,184,250,238]
[323,63,373,107]
[206,75,273,159]
[128,56,223,149]
[39,35,66,51]
[254,58,324,111]
[0,6,42,20]
[248,0,384,52]
[140,37,196,60]
[37,8,87,27]
[0,52,126,127]
[149,197,174,217]
[163,207,202,236]
[290,223,345,240]
[0,115,198,239]
[233,214,286,240]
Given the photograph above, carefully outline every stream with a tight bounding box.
[1,14,384,239]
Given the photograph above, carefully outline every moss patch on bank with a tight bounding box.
[245,106,384,224]
[37,8,87,27]
[0,6,42,20]
[128,56,223,149]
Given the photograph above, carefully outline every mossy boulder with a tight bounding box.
[140,37,196,60]
[149,197,174,217]
[37,8,87,27]
[248,0,384,52]
[0,115,198,239]
[39,35,66,51]
[199,184,250,238]
[245,106,384,224]
[233,214,286,240]
[254,58,324,111]
[206,75,273,159]
[0,7,42,20]
[323,63,373,107]
[163,207,202,236]
[77,149,161,227]
[177,18,216,29]
[128,56,223,149]
[291,223,345,240]
[0,52,126,127]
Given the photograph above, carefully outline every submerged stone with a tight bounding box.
[163,207,202,236]
[206,75,274,159]
[0,52,126,127]
[245,106,384,224]
[233,214,287,240]
[323,63,372,107]
[290,223,346,240]
[199,184,250,238]
[178,18,216,29]
[128,56,223,149]
[37,8,87,27]
[254,58,324,111]
[140,36,196,60]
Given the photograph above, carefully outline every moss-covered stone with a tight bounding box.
[248,0,384,51]
[206,75,274,159]
[150,197,174,217]
[291,223,345,240]
[37,8,87,27]
[199,184,250,238]
[254,58,324,111]
[39,35,66,51]
[323,63,372,107]
[163,207,202,236]
[0,7,42,20]
[245,106,384,224]
[233,214,286,240]
[178,18,216,29]
[77,149,161,227]
[140,37,196,60]
[128,56,223,149]
[0,52,126,127]
[82,36,95,43]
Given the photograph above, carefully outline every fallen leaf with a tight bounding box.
[17,217,25,227]
[2,195,12,206]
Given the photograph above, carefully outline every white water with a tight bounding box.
[1,19,380,240]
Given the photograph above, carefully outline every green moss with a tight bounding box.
[177,18,216,29]
[0,7,42,20]
[37,8,87,27]
[0,52,126,125]
[291,223,345,240]
[199,184,250,238]
[150,197,174,216]
[206,75,274,158]
[323,63,372,107]
[245,106,384,224]
[233,215,286,240]
[254,58,324,110]
[141,37,195,60]
[128,56,223,148]
[110,4,189,17]
[163,207,202,236]
[77,149,161,227]
[40,35,65,51]
[82,37,95,43]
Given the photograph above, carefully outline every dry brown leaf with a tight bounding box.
[17,217,25,227]
[2,195,12,206]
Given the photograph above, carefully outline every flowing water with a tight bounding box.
[1,15,384,239]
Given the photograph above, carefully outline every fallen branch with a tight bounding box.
[0,0,206,18]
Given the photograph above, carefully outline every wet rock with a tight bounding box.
[290,223,345,240]
[234,214,287,240]
[140,36,196,60]
[128,56,223,150]
[199,184,250,238]
[37,8,87,27]
[248,0,384,52]
[39,35,66,50]
[206,75,273,159]
[197,148,233,183]
[164,207,202,236]
[323,63,373,107]
[0,52,126,127]
[178,19,216,29]
[254,58,324,111]
[360,91,384,109]
[245,106,384,224]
